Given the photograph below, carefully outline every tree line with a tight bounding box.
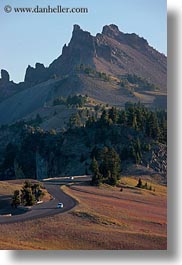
[85,102,166,144]
[0,102,166,181]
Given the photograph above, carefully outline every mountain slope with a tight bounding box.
[0,24,167,125]
[0,72,167,126]
[48,24,167,91]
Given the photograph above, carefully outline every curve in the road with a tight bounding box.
[0,184,77,224]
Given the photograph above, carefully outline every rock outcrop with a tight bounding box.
[0,69,22,102]
[10,23,166,90]
[48,24,167,91]
[142,144,167,176]
[0,24,167,103]
[49,25,96,76]
[24,63,49,86]
[0,69,10,83]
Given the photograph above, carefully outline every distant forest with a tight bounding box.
[0,102,167,182]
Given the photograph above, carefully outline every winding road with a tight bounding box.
[0,184,77,224]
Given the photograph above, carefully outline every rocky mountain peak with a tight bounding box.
[102,24,148,49]
[124,33,148,48]
[0,69,22,102]
[35,63,45,70]
[71,24,93,44]
[0,69,10,83]
[0,23,167,110]
[49,24,96,75]
[73,24,82,32]
[24,63,48,86]
[48,24,166,91]
[102,24,121,37]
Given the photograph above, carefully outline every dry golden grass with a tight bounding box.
[120,176,167,196]
[0,181,22,196]
[0,178,167,250]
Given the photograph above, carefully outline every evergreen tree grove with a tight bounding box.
[90,147,121,186]
[11,181,45,207]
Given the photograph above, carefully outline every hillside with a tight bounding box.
[49,24,167,91]
[0,71,166,126]
[0,181,167,250]
[0,24,167,126]
[0,102,167,181]
[0,24,167,184]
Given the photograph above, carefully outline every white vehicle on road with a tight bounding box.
[57,203,64,208]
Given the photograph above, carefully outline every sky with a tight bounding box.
[0,0,167,83]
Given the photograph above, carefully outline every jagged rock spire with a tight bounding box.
[1,69,10,82]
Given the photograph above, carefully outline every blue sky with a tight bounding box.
[0,0,167,83]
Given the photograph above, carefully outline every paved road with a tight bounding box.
[42,176,91,184]
[0,184,77,224]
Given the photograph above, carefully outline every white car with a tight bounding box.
[57,203,64,208]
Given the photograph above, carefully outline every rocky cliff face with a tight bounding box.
[102,24,148,50]
[24,63,49,87]
[49,24,96,76]
[0,24,167,102]
[0,70,23,102]
[0,70,10,83]
[141,144,167,176]
[48,24,167,91]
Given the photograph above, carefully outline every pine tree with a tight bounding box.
[136,178,143,188]
[11,190,21,208]
[21,187,36,206]
[135,138,142,164]
[118,110,127,125]
[99,147,121,185]
[100,109,109,126]
[146,112,160,140]
[90,157,102,185]
[108,107,119,123]
[69,113,82,128]
[132,114,138,130]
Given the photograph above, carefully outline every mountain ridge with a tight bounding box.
[48,24,167,91]
[1,24,166,90]
[0,24,167,125]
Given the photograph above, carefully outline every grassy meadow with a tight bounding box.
[0,177,166,250]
